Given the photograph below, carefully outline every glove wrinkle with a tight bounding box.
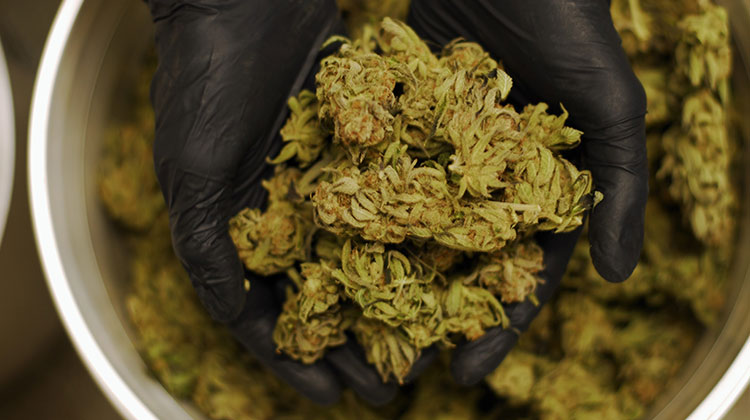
[583,115,648,171]
[164,172,244,322]
[402,346,440,384]
[450,330,519,386]
[326,341,398,406]
[148,1,217,23]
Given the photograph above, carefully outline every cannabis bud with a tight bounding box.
[657,2,734,247]
[229,17,600,383]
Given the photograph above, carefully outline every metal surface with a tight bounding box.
[0,38,14,244]
[27,0,750,419]
[29,1,193,419]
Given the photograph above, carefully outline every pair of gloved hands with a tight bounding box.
[146,0,647,406]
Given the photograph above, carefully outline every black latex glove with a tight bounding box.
[408,0,648,385]
[147,0,398,405]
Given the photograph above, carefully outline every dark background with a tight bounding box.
[0,0,120,418]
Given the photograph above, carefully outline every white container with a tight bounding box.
[0,39,15,244]
[28,0,750,419]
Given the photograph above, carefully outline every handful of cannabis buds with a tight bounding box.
[229,18,601,384]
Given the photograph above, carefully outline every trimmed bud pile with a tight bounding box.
[613,0,735,247]
[229,18,600,383]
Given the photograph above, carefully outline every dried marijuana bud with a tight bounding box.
[98,102,164,231]
[610,0,702,56]
[531,360,639,420]
[309,19,599,251]
[485,349,553,405]
[440,278,509,340]
[655,2,735,246]
[333,240,438,327]
[272,261,349,363]
[614,312,699,404]
[316,44,398,162]
[411,242,465,273]
[659,90,734,246]
[400,359,489,420]
[227,17,602,383]
[193,352,276,420]
[273,285,348,363]
[295,261,343,320]
[271,91,328,167]
[352,317,419,383]
[476,241,545,304]
[555,293,615,360]
[229,167,315,275]
[675,3,731,97]
[312,146,528,252]
[229,202,314,276]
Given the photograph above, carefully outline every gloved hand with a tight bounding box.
[146,0,399,405]
[408,0,648,385]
